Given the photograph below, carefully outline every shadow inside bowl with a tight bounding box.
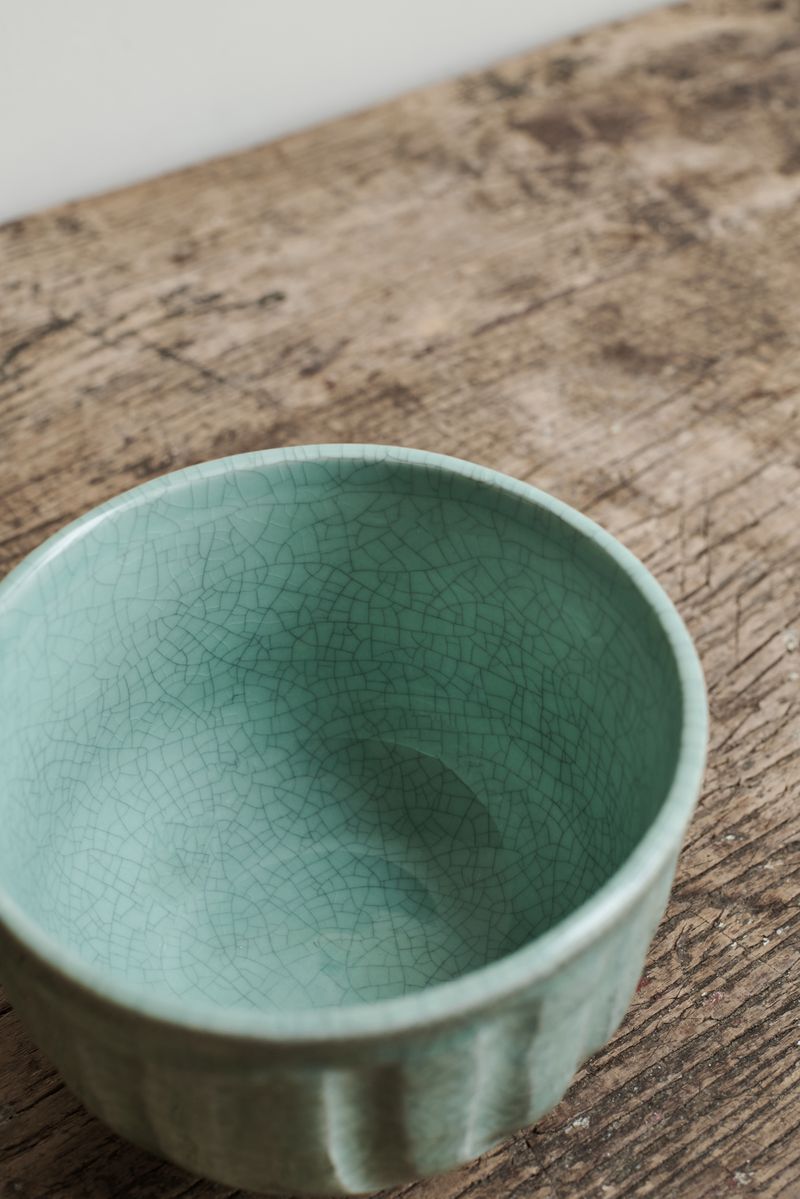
[0,454,682,1013]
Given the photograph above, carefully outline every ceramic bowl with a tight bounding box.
[0,445,706,1194]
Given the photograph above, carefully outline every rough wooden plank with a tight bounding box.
[1,0,799,1195]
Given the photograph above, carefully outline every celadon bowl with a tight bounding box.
[0,445,706,1194]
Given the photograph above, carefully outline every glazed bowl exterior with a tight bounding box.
[0,445,706,1194]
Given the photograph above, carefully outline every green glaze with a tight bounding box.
[0,446,707,1193]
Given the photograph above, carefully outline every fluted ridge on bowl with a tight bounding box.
[0,852,676,1194]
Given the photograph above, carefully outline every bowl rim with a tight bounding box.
[0,444,707,1042]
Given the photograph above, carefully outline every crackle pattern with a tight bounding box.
[0,451,680,1011]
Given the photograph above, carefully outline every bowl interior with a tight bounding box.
[0,454,682,1012]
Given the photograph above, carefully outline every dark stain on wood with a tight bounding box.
[511,112,585,152]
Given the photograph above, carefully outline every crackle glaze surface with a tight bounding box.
[0,446,706,1194]
[1,450,680,1011]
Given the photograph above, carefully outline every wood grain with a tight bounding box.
[1,0,799,1195]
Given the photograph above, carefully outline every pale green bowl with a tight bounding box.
[0,445,706,1194]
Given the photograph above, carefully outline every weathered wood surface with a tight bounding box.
[1,0,799,1195]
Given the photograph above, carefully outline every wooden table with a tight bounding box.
[1,0,799,1195]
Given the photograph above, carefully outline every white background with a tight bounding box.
[0,1,656,223]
